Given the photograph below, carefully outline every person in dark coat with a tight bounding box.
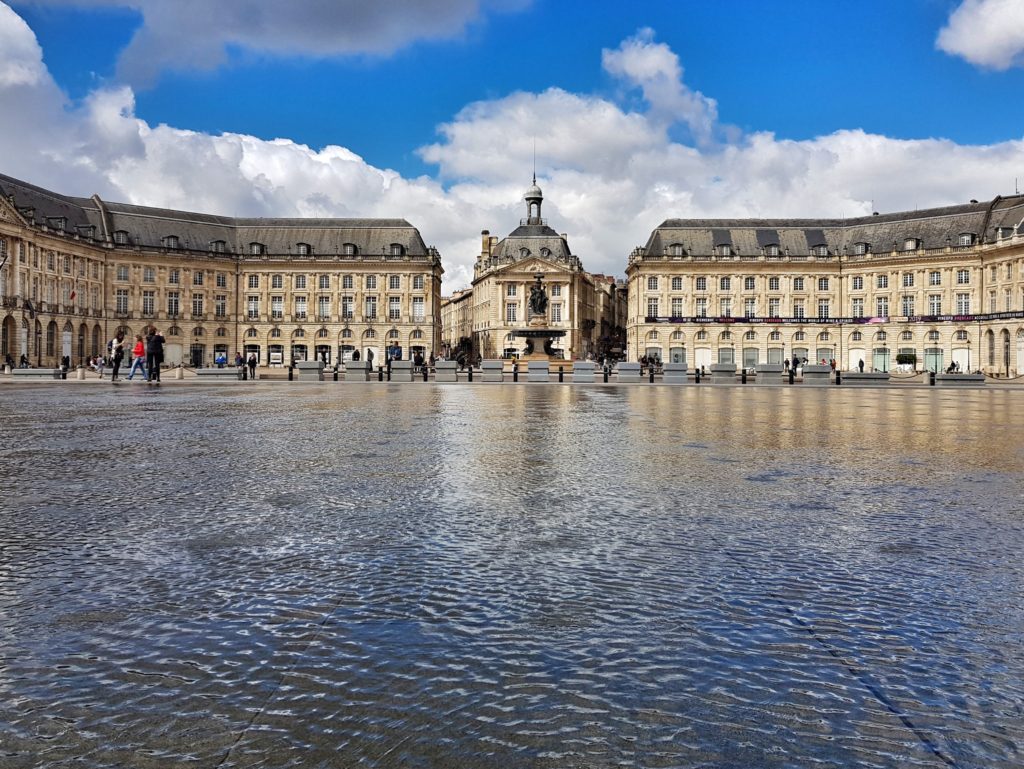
[247,353,257,380]
[145,326,165,385]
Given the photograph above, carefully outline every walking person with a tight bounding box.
[247,353,257,380]
[145,326,165,385]
[126,335,148,380]
[96,355,106,379]
[110,332,126,382]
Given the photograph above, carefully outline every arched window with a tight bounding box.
[956,329,968,341]
[390,244,405,256]
[388,329,400,339]
[794,331,805,341]
[851,331,863,341]
[168,326,182,336]
[343,243,357,255]
[875,331,887,341]
[411,330,423,339]
[819,332,830,341]
[293,329,305,338]
[901,331,913,341]
[696,330,707,341]
[342,329,352,338]
[928,330,940,341]
[296,242,312,256]
[364,329,376,339]
[744,331,756,340]
[250,242,266,255]
[246,327,258,338]
[113,230,129,245]
[193,328,204,337]
[317,328,329,338]
[270,328,282,338]
[769,330,781,341]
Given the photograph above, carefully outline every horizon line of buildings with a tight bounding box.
[3,170,1024,374]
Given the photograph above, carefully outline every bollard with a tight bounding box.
[288,366,293,381]
[423,365,429,382]
[835,370,842,386]
[788,368,795,385]
[513,363,519,383]
[61,367,68,380]
[603,366,609,383]
[378,366,384,382]
[386,366,391,382]
[741,369,747,384]
[649,366,655,383]
[333,366,339,382]
[558,366,564,383]
[468,365,473,382]
[929,371,936,386]
[695,369,700,383]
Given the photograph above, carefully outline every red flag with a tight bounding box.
[69,290,76,301]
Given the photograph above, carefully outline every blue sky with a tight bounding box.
[2,0,1024,288]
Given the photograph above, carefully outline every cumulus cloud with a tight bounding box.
[2,6,1024,294]
[937,0,1024,69]
[11,0,527,86]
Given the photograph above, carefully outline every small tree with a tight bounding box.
[896,352,917,366]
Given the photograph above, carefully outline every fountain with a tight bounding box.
[512,273,566,361]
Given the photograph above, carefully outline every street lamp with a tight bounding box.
[967,338,971,372]
[883,342,888,373]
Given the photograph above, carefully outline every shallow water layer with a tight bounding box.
[0,384,1022,768]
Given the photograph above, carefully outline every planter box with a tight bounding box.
[615,362,642,383]
[663,362,688,384]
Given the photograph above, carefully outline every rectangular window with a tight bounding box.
[671,298,684,316]
[115,289,129,314]
[793,277,804,291]
[720,277,731,291]
[852,276,863,290]
[413,275,424,290]
[169,269,180,285]
[366,275,377,290]
[142,291,155,316]
[318,296,331,319]
[768,277,780,291]
[248,275,259,289]
[719,298,731,317]
[744,276,755,291]
[295,296,307,319]
[929,295,942,315]
[217,273,227,288]
[320,275,331,290]
[47,252,54,271]
[551,303,562,323]
[412,297,425,321]
[116,265,129,281]
[271,296,283,319]
[956,269,970,285]
[901,296,914,316]
[193,293,205,316]
[817,300,830,318]
[246,295,259,320]
[294,274,306,289]
[817,277,829,291]
[342,296,353,319]
[194,271,205,286]
[852,298,864,317]
[506,303,517,323]
[389,275,401,290]
[143,266,155,283]
[271,274,282,289]
[876,297,889,317]
[877,275,888,289]
[389,296,401,320]
[989,292,997,313]
[744,298,756,317]
[671,277,683,291]
[793,300,804,318]
[342,275,353,289]
[507,284,517,297]
[696,298,707,317]
[647,276,658,291]
[768,298,780,316]
[365,296,377,319]
[215,294,226,318]
[696,277,707,291]
[902,273,914,288]
[956,293,970,314]
[168,291,180,317]
[647,298,659,317]
[551,284,561,297]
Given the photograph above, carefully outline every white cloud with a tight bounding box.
[937,0,1024,69]
[2,7,1023,295]
[11,0,528,86]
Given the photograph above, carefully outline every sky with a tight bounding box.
[2,0,1024,291]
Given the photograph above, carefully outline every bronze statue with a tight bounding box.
[529,276,548,317]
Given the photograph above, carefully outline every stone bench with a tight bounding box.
[11,368,61,380]
[935,373,985,387]
[754,363,784,384]
[343,362,371,382]
[662,362,688,384]
[840,371,890,386]
[710,362,736,385]
[615,362,641,383]
[571,361,595,383]
[527,361,549,383]
[196,367,242,380]
[481,360,504,383]
[434,360,458,383]
[390,359,415,382]
[801,364,832,386]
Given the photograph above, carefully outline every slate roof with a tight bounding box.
[0,172,432,257]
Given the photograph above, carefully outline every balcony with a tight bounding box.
[191,313,206,321]
[316,315,330,322]
[293,313,307,322]
[114,311,133,319]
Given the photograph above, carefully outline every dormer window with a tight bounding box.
[764,244,779,257]
[540,248,551,258]
[47,217,66,231]
[296,242,311,256]
[76,224,96,239]
[903,238,919,251]
[669,243,685,256]
[390,244,405,256]
[519,247,530,259]
[716,244,732,257]
[113,230,129,245]
[958,233,975,247]
[210,240,226,253]
[250,242,265,255]
[853,242,868,255]
[343,243,357,255]
[811,245,828,257]
[163,235,179,250]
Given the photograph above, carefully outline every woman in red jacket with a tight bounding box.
[126,334,148,381]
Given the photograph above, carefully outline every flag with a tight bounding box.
[69,289,76,302]
[23,299,35,319]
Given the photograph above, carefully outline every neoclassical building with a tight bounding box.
[0,173,443,368]
[626,196,1024,375]
[440,180,626,361]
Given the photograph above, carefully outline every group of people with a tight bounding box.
[233,352,258,379]
[100,326,166,383]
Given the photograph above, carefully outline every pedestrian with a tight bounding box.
[19,353,29,368]
[366,348,374,369]
[126,335,147,380]
[96,354,106,379]
[858,359,864,373]
[110,332,126,381]
[145,326,165,385]
[247,353,257,380]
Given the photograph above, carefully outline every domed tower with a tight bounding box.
[524,175,544,225]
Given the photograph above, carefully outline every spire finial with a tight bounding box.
[532,138,536,185]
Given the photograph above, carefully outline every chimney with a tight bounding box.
[481,230,491,255]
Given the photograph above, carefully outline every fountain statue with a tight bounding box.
[513,274,566,359]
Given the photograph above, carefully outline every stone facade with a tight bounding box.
[0,173,442,368]
[626,196,1024,375]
